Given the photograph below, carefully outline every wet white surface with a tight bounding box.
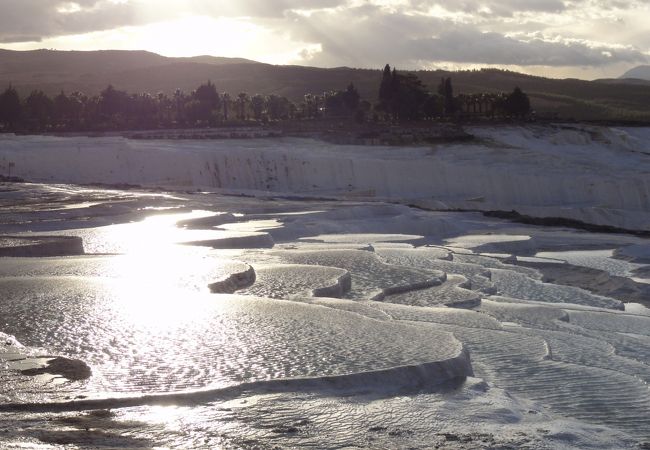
[0,182,649,449]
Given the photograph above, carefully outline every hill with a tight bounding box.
[1,49,650,121]
[621,65,650,81]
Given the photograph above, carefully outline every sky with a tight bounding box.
[1,0,648,79]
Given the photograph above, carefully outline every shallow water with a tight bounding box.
[536,249,648,279]
[1,183,649,449]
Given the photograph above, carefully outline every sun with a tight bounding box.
[132,15,263,58]
[3,14,314,66]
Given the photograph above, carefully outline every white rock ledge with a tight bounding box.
[0,344,473,413]
[0,235,84,257]
[208,264,256,293]
[2,125,649,231]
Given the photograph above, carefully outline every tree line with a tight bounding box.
[377,64,530,121]
[0,65,531,132]
[0,82,306,132]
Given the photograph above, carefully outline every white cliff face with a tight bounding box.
[1,124,649,230]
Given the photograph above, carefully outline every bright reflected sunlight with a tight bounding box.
[103,210,218,328]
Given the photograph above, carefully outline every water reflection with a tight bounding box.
[107,210,217,253]
[96,210,248,330]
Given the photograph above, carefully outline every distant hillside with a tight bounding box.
[0,49,259,96]
[427,69,650,121]
[1,49,650,121]
[621,65,650,81]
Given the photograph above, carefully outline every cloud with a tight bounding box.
[0,0,349,43]
[409,30,648,66]
[282,4,648,68]
[186,0,346,18]
[409,0,567,17]
[0,0,648,73]
[0,0,137,43]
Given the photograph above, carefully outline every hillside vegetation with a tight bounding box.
[1,49,649,121]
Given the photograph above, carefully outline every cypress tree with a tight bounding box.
[379,64,392,105]
[443,78,455,115]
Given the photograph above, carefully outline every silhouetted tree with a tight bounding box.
[236,92,249,120]
[154,92,173,127]
[128,93,158,128]
[194,81,220,108]
[324,83,361,118]
[422,94,444,119]
[356,99,371,123]
[98,85,129,127]
[185,100,206,125]
[192,81,221,125]
[303,93,322,119]
[267,94,291,120]
[378,64,392,112]
[53,91,71,128]
[0,85,22,129]
[391,73,428,121]
[504,86,531,117]
[342,83,360,111]
[24,90,53,130]
[222,93,231,121]
[439,77,455,116]
[250,94,265,120]
[389,67,400,115]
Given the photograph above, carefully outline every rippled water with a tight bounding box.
[1,183,649,449]
[536,249,647,278]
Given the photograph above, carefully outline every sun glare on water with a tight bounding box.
[98,210,221,328]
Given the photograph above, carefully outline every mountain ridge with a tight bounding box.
[620,65,650,81]
[1,49,650,121]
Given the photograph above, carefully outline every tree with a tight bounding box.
[192,81,221,125]
[391,72,428,121]
[437,77,446,97]
[53,91,71,128]
[504,86,530,117]
[0,85,22,129]
[185,100,206,125]
[24,90,53,130]
[442,78,455,116]
[99,85,129,127]
[267,95,291,120]
[128,93,158,128]
[250,94,265,120]
[389,67,400,115]
[68,91,88,128]
[422,94,444,119]
[378,64,392,110]
[236,92,249,120]
[376,65,438,121]
[303,93,322,119]
[323,83,361,118]
[172,89,187,125]
[342,83,360,111]
[194,81,221,110]
[222,93,231,121]
[154,91,173,127]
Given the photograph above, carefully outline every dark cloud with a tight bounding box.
[410,29,647,66]
[0,0,137,43]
